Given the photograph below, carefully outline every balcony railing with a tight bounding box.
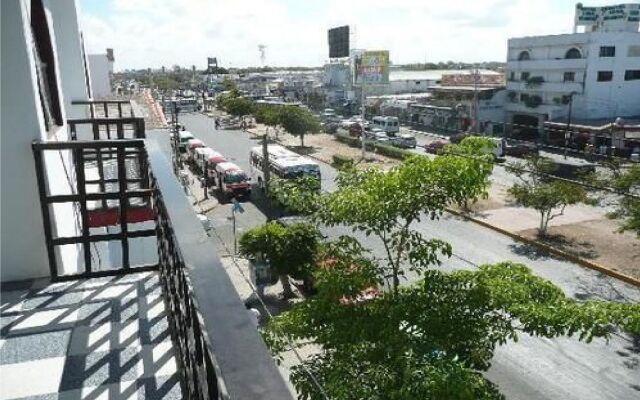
[31,116,293,398]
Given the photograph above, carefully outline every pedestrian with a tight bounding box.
[245,304,261,327]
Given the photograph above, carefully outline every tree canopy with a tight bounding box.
[278,106,321,147]
[261,153,640,400]
[507,156,590,236]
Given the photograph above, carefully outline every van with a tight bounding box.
[391,133,417,149]
[372,116,400,135]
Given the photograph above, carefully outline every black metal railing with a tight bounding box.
[146,138,293,399]
[68,117,145,141]
[31,132,294,399]
[72,99,136,119]
[32,139,156,279]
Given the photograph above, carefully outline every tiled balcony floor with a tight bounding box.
[0,272,182,399]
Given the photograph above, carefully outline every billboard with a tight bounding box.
[328,25,349,58]
[575,3,639,29]
[355,50,389,85]
[207,57,218,73]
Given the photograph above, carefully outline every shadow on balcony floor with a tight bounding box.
[0,271,182,400]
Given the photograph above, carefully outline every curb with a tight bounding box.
[445,208,640,288]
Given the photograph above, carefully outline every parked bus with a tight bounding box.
[211,162,251,200]
[372,116,400,135]
[249,145,321,189]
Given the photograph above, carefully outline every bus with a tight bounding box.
[249,145,321,189]
[372,116,400,135]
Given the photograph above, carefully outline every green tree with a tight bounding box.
[254,105,281,136]
[224,96,255,121]
[262,153,640,400]
[222,77,237,91]
[443,136,496,211]
[507,156,590,236]
[278,106,321,147]
[605,163,640,236]
[239,221,321,298]
[264,259,640,400]
[268,176,321,215]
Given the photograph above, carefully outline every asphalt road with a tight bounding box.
[159,113,640,400]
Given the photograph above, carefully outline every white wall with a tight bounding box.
[88,54,113,98]
[1,0,53,281]
[45,0,90,119]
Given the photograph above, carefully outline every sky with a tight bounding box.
[78,0,627,71]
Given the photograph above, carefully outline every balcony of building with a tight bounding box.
[506,80,584,94]
[1,103,293,400]
[506,58,587,71]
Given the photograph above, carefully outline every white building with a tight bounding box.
[88,48,114,98]
[505,3,640,137]
[1,0,91,281]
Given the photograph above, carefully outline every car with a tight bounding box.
[390,133,417,149]
[348,123,363,137]
[425,140,448,154]
[366,129,389,142]
[504,141,539,157]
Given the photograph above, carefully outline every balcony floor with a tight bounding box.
[0,271,182,400]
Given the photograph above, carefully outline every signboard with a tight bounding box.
[575,3,640,28]
[355,50,389,85]
[440,73,505,87]
[207,57,218,74]
[328,26,350,58]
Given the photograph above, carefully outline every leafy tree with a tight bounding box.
[443,136,496,211]
[254,105,281,136]
[224,96,255,120]
[604,164,640,236]
[507,156,590,236]
[314,155,493,292]
[222,77,237,91]
[305,92,326,112]
[239,221,321,298]
[268,176,321,215]
[278,106,321,147]
[262,153,640,400]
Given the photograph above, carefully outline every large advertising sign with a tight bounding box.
[575,3,640,25]
[328,26,350,58]
[356,50,389,85]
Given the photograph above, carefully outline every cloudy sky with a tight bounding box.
[78,0,620,70]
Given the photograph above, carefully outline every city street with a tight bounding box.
[156,112,640,400]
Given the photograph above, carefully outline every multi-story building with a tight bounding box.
[88,48,115,98]
[1,1,291,398]
[505,3,640,138]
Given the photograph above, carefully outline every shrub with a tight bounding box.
[332,154,354,169]
[374,143,413,160]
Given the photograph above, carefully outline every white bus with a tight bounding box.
[249,145,321,188]
[372,116,400,135]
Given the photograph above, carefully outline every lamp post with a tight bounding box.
[564,91,577,160]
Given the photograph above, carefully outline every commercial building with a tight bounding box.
[505,3,640,138]
[88,48,115,98]
[0,1,292,398]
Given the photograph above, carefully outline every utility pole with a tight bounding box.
[472,65,479,134]
[203,160,209,200]
[360,80,366,159]
[261,134,270,194]
[564,91,577,160]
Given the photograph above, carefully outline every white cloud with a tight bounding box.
[77,0,611,70]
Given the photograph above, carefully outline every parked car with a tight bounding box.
[390,133,417,149]
[425,140,448,154]
[349,123,363,137]
[365,129,389,142]
[504,141,539,157]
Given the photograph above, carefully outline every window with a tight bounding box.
[628,45,640,57]
[599,46,615,57]
[520,93,530,102]
[597,71,613,81]
[520,72,530,81]
[509,71,515,81]
[563,72,575,82]
[517,51,530,61]
[624,70,640,81]
[31,0,63,128]
[565,48,582,59]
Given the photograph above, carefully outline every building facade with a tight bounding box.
[88,48,114,98]
[505,3,640,138]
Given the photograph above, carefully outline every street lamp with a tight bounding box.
[564,91,578,160]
